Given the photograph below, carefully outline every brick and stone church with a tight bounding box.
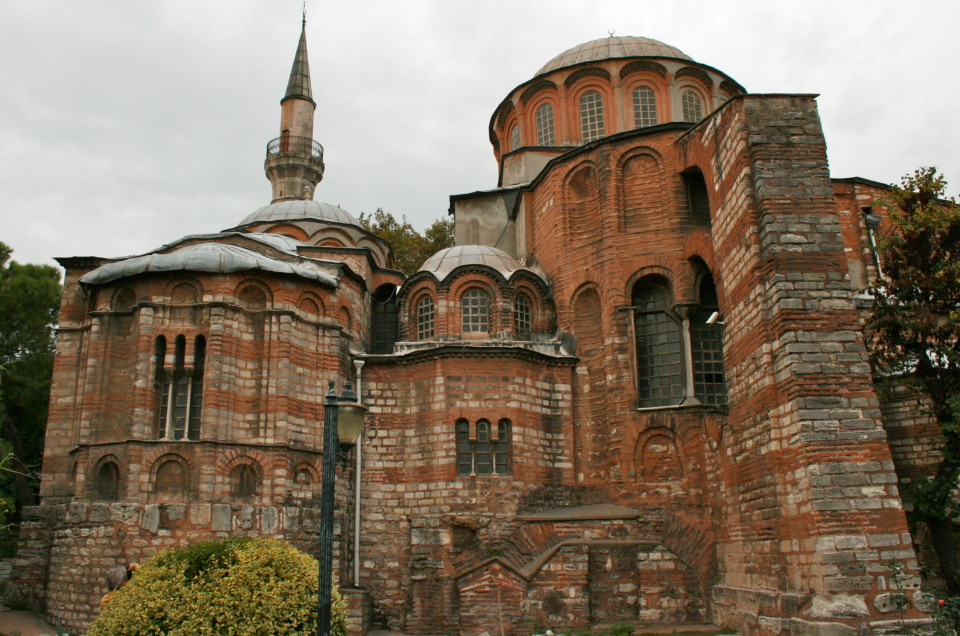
[11,22,941,636]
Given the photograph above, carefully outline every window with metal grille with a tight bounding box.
[372,284,399,354]
[690,277,727,405]
[535,103,556,146]
[495,420,511,475]
[681,89,704,122]
[455,418,512,476]
[509,123,521,151]
[633,284,684,407]
[456,419,473,476]
[156,334,204,440]
[416,295,435,340]
[632,86,658,128]
[514,294,532,339]
[461,287,489,334]
[579,90,605,142]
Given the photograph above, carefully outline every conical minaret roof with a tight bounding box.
[284,22,314,104]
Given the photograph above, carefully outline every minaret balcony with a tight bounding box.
[265,135,324,168]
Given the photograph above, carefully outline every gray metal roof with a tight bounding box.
[536,36,693,75]
[236,200,362,228]
[418,245,546,283]
[80,242,338,286]
[284,25,313,103]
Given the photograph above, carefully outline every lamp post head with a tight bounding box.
[336,381,366,444]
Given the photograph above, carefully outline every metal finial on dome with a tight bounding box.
[302,1,306,29]
[608,29,615,37]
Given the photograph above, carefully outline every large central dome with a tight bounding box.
[536,36,693,76]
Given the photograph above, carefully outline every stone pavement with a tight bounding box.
[0,609,59,636]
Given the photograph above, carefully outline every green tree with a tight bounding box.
[88,537,347,635]
[0,242,61,527]
[359,208,454,275]
[867,167,960,593]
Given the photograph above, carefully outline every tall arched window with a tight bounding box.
[456,419,472,475]
[690,276,727,405]
[461,288,490,334]
[514,294,532,339]
[633,281,684,407]
[579,90,605,142]
[474,420,492,475]
[681,89,704,123]
[372,284,399,354]
[508,123,521,151]
[156,334,205,440]
[535,103,556,146]
[632,86,658,128]
[416,295,435,340]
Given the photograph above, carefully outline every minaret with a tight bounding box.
[264,18,325,202]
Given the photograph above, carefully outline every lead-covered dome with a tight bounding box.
[237,200,361,228]
[536,36,693,75]
[418,245,546,283]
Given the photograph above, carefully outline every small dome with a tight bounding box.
[418,245,545,282]
[536,36,693,76]
[237,200,361,228]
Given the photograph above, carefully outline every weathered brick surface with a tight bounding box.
[17,39,948,636]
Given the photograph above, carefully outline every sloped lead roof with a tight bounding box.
[418,245,546,283]
[284,25,313,103]
[80,238,338,286]
[536,36,693,75]
[236,200,361,228]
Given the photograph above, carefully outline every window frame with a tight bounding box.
[533,101,557,147]
[630,275,727,410]
[679,87,705,123]
[415,294,436,340]
[460,287,491,335]
[455,418,512,476]
[578,89,606,143]
[631,84,659,128]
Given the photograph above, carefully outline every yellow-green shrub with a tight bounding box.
[88,537,346,635]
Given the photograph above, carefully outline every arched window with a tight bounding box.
[461,288,490,334]
[416,295,435,340]
[93,461,121,501]
[372,284,399,354]
[456,419,472,476]
[508,123,521,151]
[474,420,492,475]
[579,90,605,142]
[514,294,532,339]
[681,89,704,123]
[683,168,711,226]
[633,281,684,407]
[157,334,205,440]
[495,420,511,475]
[231,464,259,500]
[632,86,658,128]
[535,103,556,146]
[690,276,727,405]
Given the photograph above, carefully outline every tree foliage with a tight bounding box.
[359,208,454,275]
[0,242,61,529]
[88,537,347,635]
[867,167,960,591]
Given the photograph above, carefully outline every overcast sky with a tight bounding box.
[3,0,959,268]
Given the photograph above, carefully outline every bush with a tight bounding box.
[88,537,347,635]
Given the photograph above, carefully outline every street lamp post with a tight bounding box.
[317,380,365,636]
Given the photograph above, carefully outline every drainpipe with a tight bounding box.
[352,359,365,587]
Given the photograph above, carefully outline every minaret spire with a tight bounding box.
[264,18,324,202]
